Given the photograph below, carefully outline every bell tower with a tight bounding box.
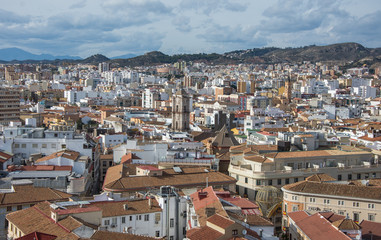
[172,88,190,132]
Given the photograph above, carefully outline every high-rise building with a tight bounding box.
[172,89,190,132]
[98,62,110,73]
[0,88,20,125]
[237,80,246,93]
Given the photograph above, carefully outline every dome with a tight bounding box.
[256,186,282,205]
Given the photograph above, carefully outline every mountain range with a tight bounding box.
[1,43,381,69]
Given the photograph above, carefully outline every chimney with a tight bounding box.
[205,207,215,217]
[148,198,152,209]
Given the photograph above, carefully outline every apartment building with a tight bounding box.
[0,88,20,126]
[228,144,379,200]
[282,177,381,224]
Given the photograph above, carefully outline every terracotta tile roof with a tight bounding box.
[100,154,113,160]
[187,226,223,240]
[103,165,236,192]
[207,213,235,229]
[305,173,336,182]
[90,230,161,240]
[6,202,80,240]
[360,220,381,240]
[0,184,72,206]
[35,150,80,163]
[227,211,273,226]
[283,180,381,201]
[319,212,345,223]
[90,199,161,217]
[274,149,369,159]
[15,232,57,240]
[287,211,309,223]
[332,218,361,230]
[294,213,351,240]
[0,151,13,163]
[219,197,259,209]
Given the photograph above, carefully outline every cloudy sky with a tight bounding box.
[1,0,381,58]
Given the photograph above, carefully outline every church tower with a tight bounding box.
[284,75,292,102]
[172,89,190,132]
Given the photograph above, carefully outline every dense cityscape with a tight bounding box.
[1,0,381,240]
[0,48,380,240]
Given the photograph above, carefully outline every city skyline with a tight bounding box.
[1,0,381,58]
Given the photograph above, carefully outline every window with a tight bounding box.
[268,179,272,186]
[232,229,238,235]
[338,174,342,181]
[236,175,239,181]
[292,196,298,201]
[338,200,344,206]
[368,203,375,209]
[42,144,47,148]
[338,211,345,216]
[6,206,12,212]
[170,236,174,240]
[155,213,161,224]
[324,199,330,205]
[136,215,142,220]
[369,214,375,221]
[245,177,248,184]
[278,179,282,185]
[292,205,299,212]
[14,144,19,148]
[294,177,298,183]
[155,231,160,237]
[353,202,359,207]
[16,205,22,210]
[285,178,289,184]
[32,144,38,148]
[144,214,149,221]
[256,179,261,186]
[21,144,26,148]
[51,143,56,148]
[309,198,316,203]
[357,173,361,179]
[129,216,132,221]
[112,218,117,225]
[348,174,352,180]
[122,217,125,224]
[353,213,359,222]
[170,218,174,228]
[61,144,66,149]
[104,219,110,225]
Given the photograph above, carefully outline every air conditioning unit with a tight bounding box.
[111,224,116,228]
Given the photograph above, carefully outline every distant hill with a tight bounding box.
[0,47,81,61]
[111,53,137,59]
[1,43,381,69]
[81,54,110,64]
[111,51,235,67]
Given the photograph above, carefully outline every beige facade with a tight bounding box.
[282,180,381,224]
[228,147,380,201]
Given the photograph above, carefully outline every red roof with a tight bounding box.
[137,165,160,171]
[219,197,259,209]
[16,232,57,240]
[191,186,220,211]
[0,151,12,163]
[54,206,101,215]
[294,213,351,240]
[8,165,72,172]
[288,211,309,223]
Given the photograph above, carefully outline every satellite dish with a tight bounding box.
[242,229,247,235]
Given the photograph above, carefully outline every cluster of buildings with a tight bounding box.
[0,59,380,239]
